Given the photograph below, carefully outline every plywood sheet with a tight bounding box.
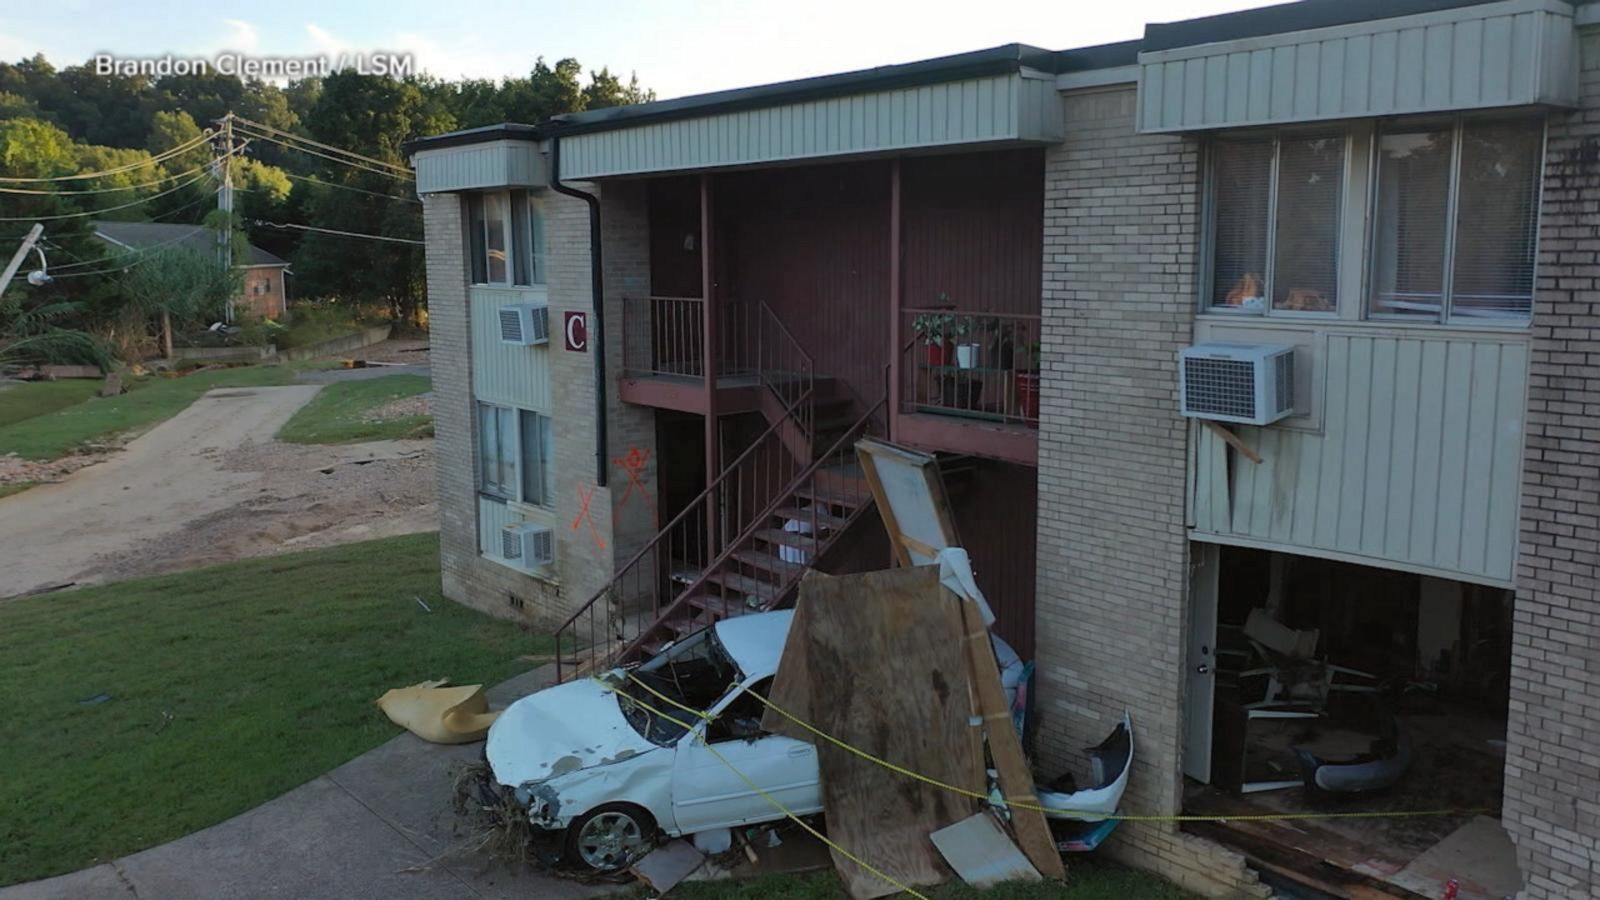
[929,812,1040,888]
[855,439,960,567]
[802,566,983,899]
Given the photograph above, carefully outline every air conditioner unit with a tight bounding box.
[498,304,549,346]
[501,523,556,569]
[1179,343,1296,426]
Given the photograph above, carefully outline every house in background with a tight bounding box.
[407,1,1600,897]
[92,220,291,320]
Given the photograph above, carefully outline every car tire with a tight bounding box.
[564,803,657,871]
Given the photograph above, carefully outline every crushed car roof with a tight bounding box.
[714,610,793,679]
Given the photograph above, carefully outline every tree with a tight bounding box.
[582,68,655,110]
[121,245,241,358]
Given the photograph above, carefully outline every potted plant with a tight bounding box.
[912,313,956,365]
[1016,340,1041,421]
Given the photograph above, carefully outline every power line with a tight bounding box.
[248,219,423,245]
[231,115,412,176]
[233,125,414,182]
[0,158,222,196]
[280,170,420,204]
[0,170,214,222]
[0,132,213,184]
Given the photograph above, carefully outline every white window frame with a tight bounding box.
[477,401,552,508]
[1200,129,1352,321]
[1365,115,1545,327]
[467,190,548,289]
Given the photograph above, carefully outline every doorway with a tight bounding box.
[1182,544,1519,899]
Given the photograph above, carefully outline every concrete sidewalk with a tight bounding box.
[3,668,619,900]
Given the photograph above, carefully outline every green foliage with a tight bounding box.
[0,532,546,885]
[0,116,76,176]
[0,364,300,460]
[122,245,242,325]
[0,379,101,428]
[277,374,432,444]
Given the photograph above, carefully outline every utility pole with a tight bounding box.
[0,224,44,302]
[216,114,236,322]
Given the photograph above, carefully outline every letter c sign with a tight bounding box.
[563,311,588,352]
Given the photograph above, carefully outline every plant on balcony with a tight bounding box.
[912,312,964,366]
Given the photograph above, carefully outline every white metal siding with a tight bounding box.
[414,140,546,194]
[559,73,1063,179]
[470,286,551,411]
[1191,331,1528,586]
[1138,0,1578,133]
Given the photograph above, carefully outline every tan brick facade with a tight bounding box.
[423,181,658,632]
[1505,27,1600,900]
[1034,85,1267,898]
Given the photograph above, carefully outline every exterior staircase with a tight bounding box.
[553,305,885,681]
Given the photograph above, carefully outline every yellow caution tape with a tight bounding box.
[593,676,932,900]
[655,672,1487,826]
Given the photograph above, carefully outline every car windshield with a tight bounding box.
[617,625,741,746]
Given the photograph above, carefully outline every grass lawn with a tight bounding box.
[0,481,36,499]
[0,532,546,886]
[665,863,1200,900]
[0,365,305,461]
[276,374,432,444]
[0,379,103,429]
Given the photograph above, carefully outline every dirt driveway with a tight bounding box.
[0,385,436,598]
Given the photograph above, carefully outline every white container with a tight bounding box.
[955,343,979,369]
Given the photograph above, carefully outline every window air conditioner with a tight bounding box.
[501,523,556,569]
[1179,343,1296,426]
[498,304,549,346]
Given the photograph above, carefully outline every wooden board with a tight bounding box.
[760,572,817,741]
[802,566,984,899]
[930,812,1040,888]
[855,439,961,567]
[960,598,1065,879]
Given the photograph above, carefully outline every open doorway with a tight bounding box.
[1183,544,1519,899]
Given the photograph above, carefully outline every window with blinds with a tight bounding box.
[1209,139,1273,311]
[1207,134,1344,315]
[1452,120,1542,321]
[1371,117,1542,324]
[1273,136,1343,313]
[478,403,554,507]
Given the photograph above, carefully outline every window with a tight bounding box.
[477,402,552,506]
[1371,117,1542,323]
[1207,133,1344,315]
[468,191,546,287]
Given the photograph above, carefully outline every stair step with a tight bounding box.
[772,506,850,531]
[794,485,863,509]
[732,549,806,579]
[704,569,783,601]
[752,527,819,553]
[685,592,760,617]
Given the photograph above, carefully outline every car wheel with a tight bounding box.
[564,803,656,871]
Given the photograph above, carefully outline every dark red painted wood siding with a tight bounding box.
[649,176,705,298]
[950,460,1038,658]
[715,161,892,406]
[900,149,1044,316]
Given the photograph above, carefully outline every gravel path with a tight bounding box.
[0,386,436,598]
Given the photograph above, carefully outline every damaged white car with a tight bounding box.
[484,610,822,870]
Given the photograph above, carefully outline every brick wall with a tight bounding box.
[238,266,285,320]
[1035,85,1267,898]
[423,182,659,632]
[424,194,556,624]
[1504,27,1600,900]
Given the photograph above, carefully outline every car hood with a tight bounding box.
[485,676,661,788]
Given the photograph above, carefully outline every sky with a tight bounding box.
[1,0,1271,101]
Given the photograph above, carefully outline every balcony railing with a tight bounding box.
[900,309,1040,427]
